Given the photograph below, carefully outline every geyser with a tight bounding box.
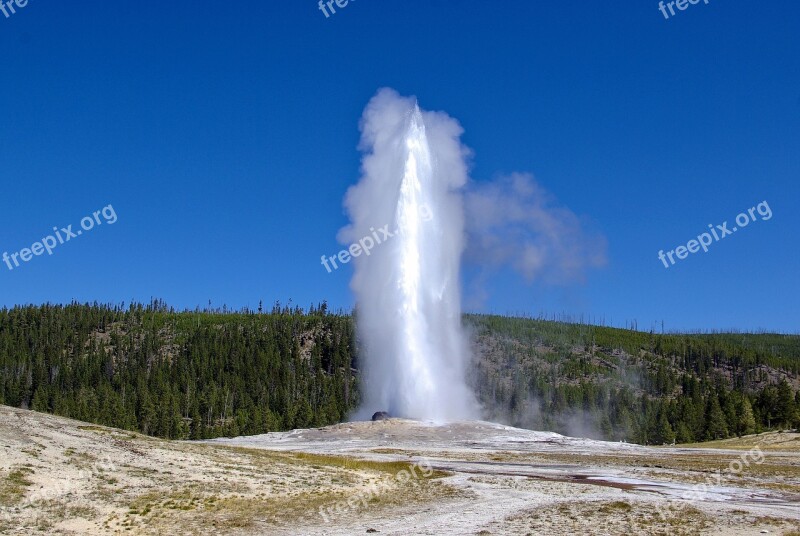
[340,89,479,422]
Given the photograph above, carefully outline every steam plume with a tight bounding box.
[340,88,479,421]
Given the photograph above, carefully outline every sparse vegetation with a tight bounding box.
[489,500,713,536]
[0,405,798,535]
[0,467,34,506]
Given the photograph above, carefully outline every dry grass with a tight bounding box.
[0,466,34,507]
[679,431,800,451]
[488,500,713,536]
[289,451,450,478]
[2,406,798,535]
[106,447,461,534]
[486,448,800,478]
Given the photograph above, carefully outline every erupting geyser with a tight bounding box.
[340,89,479,422]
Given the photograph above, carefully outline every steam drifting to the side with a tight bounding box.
[463,173,607,307]
[340,88,479,421]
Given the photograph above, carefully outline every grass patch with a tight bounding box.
[204,477,464,529]
[64,448,95,465]
[117,450,460,532]
[0,467,34,506]
[678,432,800,452]
[495,500,712,536]
[598,501,633,513]
[289,452,449,478]
[77,425,109,433]
[77,424,139,440]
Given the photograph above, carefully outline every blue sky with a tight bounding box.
[1,1,798,332]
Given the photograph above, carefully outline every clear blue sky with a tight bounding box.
[1,1,798,332]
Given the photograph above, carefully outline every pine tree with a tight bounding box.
[654,410,675,445]
[293,398,314,429]
[190,406,203,440]
[738,397,756,436]
[675,421,693,443]
[705,395,729,440]
[776,380,796,429]
[31,387,49,412]
[795,392,800,429]
[757,386,779,428]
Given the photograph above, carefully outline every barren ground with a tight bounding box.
[1,405,799,535]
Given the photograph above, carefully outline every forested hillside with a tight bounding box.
[0,301,358,439]
[469,315,800,444]
[1,303,798,444]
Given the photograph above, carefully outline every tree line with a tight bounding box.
[0,303,797,444]
[1,301,358,439]
[469,314,800,444]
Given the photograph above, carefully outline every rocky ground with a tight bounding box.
[1,405,799,535]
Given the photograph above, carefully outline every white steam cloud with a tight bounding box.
[340,88,480,422]
[340,89,606,423]
[464,173,607,303]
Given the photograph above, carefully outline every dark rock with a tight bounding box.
[371,411,390,421]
